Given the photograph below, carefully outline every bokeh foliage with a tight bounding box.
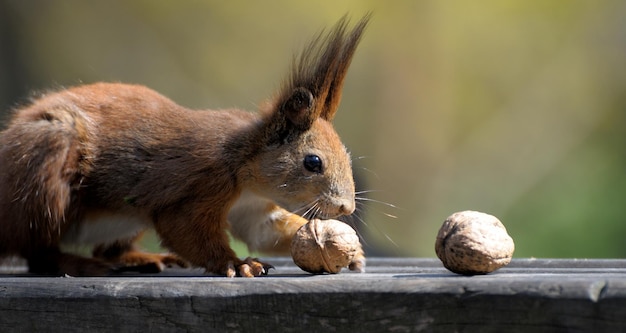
[1,0,625,258]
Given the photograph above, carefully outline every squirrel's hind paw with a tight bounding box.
[110,251,189,274]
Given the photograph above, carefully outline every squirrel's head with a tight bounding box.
[245,15,369,219]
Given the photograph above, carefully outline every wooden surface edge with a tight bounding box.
[1,258,626,332]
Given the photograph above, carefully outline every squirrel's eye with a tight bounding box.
[303,154,323,174]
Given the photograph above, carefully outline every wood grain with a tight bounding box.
[1,258,626,332]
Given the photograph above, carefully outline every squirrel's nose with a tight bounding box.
[339,199,355,216]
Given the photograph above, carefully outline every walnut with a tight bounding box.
[291,219,360,274]
[435,210,514,275]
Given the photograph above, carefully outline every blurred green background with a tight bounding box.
[1,1,625,258]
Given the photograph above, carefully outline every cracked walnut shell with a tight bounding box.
[291,219,359,274]
[435,211,514,275]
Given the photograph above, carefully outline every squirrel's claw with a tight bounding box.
[225,257,274,277]
[257,259,275,275]
[242,257,274,277]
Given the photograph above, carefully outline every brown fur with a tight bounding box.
[0,15,369,277]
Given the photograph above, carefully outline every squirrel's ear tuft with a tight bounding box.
[282,87,315,131]
[272,14,370,127]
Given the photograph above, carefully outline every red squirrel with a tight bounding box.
[0,15,369,277]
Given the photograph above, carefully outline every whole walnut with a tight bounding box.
[435,211,514,275]
[291,219,360,274]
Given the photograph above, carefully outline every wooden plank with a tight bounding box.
[1,258,626,332]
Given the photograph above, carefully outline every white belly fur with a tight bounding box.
[62,211,150,246]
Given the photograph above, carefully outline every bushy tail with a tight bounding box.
[0,103,87,253]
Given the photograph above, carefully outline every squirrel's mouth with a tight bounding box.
[292,197,355,220]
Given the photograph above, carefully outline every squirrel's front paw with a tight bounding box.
[349,251,366,273]
[225,257,274,278]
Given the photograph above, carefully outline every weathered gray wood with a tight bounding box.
[1,258,626,332]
